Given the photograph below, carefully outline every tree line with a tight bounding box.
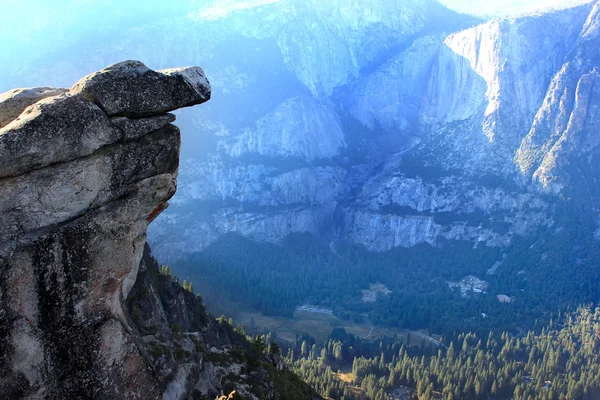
[286,307,600,399]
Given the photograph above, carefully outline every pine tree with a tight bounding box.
[301,341,308,357]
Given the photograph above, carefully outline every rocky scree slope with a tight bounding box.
[0,61,317,400]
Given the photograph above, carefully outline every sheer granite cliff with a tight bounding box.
[150,2,600,259]
[2,1,599,261]
[0,61,318,400]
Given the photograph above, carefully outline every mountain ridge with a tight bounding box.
[146,0,600,260]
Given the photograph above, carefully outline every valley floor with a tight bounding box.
[205,294,441,347]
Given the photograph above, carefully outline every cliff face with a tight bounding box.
[0,61,184,398]
[151,2,599,259]
[127,244,320,400]
[191,0,468,98]
[515,2,600,193]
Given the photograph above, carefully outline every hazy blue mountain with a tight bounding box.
[148,0,599,261]
[2,0,599,266]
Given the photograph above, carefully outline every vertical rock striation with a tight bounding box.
[515,2,600,193]
[0,61,211,399]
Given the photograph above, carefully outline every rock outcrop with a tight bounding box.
[0,87,68,129]
[0,61,211,399]
[71,61,211,117]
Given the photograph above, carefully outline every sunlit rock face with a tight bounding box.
[516,2,600,193]
[149,0,599,259]
[346,4,591,158]
[229,96,346,161]
[0,61,210,399]
[0,87,69,128]
[438,9,586,145]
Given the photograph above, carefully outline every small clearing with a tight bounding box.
[389,386,415,400]
[448,275,488,298]
[497,294,514,303]
[337,372,355,384]
[362,282,392,303]
[295,305,333,315]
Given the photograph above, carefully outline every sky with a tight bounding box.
[0,0,593,46]
[0,0,594,25]
[441,0,592,17]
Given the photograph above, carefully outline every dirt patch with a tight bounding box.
[337,372,355,384]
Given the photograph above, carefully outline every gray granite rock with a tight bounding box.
[0,61,207,400]
[71,60,211,117]
[0,94,120,179]
[111,113,176,140]
[0,87,68,128]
